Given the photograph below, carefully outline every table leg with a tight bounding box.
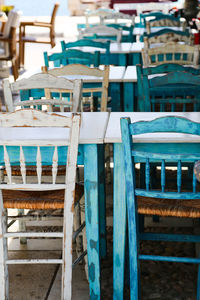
[113,143,127,300]
[84,144,105,300]
[109,83,123,112]
[123,82,135,112]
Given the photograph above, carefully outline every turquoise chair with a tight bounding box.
[136,63,200,112]
[61,39,110,65]
[43,49,101,68]
[121,115,200,300]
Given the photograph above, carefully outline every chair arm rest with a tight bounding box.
[20,21,52,28]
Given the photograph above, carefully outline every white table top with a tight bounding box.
[19,66,126,83]
[130,42,144,53]
[51,42,132,54]
[123,66,137,82]
[105,112,200,143]
[0,112,109,145]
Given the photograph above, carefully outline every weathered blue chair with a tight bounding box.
[44,49,100,68]
[136,63,200,112]
[60,39,110,65]
[143,28,193,48]
[121,115,200,300]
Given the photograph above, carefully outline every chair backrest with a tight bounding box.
[50,2,60,25]
[61,39,110,54]
[3,73,82,112]
[143,29,194,48]
[146,15,186,34]
[136,63,200,112]
[103,11,135,25]
[0,109,80,194]
[106,23,134,42]
[42,64,110,112]
[142,42,199,67]
[85,7,115,27]
[79,25,122,43]
[139,11,167,27]
[44,49,100,68]
[121,115,200,206]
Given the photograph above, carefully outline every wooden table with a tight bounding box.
[0,112,109,300]
[20,65,126,112]
[105,111,200,300]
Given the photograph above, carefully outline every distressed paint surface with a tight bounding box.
[84,144,101,300]
[113,143,127,300]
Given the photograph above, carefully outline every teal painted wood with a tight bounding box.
[61,39,111,65]
[139,11,170,27]
[83,144,101,300]
[113,143,127,300]
[140,232,200,242]
[120,118,140,300]
[108,82,123,112]
[123,82,135,112]
[43,49,101,68]
[136,64,200,112]
[98,144,107,259]
[120,115,200,300]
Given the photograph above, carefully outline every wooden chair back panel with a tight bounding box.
[143,29,193,48]
[136,63,200,112]
[42,64,110,112]
[142,42,199,67]
[0,109,80,189]
[3,73,82,112]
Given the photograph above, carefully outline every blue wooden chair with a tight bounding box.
[143,28,193,48]
[43,49,101,68]
[121,115,200,300]
[60,39,110,65]
[136,63,200,112]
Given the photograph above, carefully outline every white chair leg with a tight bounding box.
[0,191,9,299]
[62,195,74,300]
[73,200,83,259]
[18,209,27,244]
[80,195,89,281]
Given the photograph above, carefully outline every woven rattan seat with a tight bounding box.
[138,196,200,218]
[3,183,84,210]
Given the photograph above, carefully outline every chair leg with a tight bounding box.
[74,199,83,258]
[18,209,27,245]
[62,197,74,299]
[0,192,9,299]
[197,264,200,300]
[19,40,25,67]
[11,57,19,80]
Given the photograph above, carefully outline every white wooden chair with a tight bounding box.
[84,7,115,27]
[142,42,200,67]
[0,109,81,299]
[102,11,135,25]
[143,29,194,49]
[42,64,110,112]
[146,17,187,34]
[3,72,82,112]
[79,24,122,43]
[0,10,21,80]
